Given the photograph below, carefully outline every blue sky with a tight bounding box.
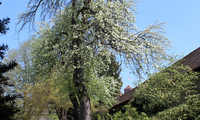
[1,0,200,93]
[121,0,200,92]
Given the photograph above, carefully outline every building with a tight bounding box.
[112,47,200,113]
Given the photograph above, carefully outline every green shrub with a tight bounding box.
[130,65,199,116]
[106,105,149,120]
[153,94,200,120]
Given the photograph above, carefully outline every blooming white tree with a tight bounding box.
[18,0,171,119]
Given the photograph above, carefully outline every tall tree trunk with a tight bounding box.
[69,0,92,119]
[70,63,91,120]
[79,86,91,120]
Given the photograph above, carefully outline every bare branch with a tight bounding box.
[17,0,69,34]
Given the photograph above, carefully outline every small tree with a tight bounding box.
[5,40,72,120]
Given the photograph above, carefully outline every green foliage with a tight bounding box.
[103,93,200,120]
[0,17,10,35]
[5,40,34,91]
[130,64,199,116]
[5,40,73,119]
[0,1,10,35]
[30,0,171,107]
[20,77,72,119]
[4,40,37,119]
[32,22,121,107]
[91,101,109,120]
[19,0,171,119]
[21,0,171,79]
[0,49,19,120]
[106,105,149,120]
[99,55,123,96]
[153,94,200,120]
[48,113,59,120]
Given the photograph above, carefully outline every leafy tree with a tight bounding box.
[5,40,34,88]
[21,77,72,120]
[5,40,73,120]
[19,0,171,119]
[4,40,35,119]
[0,2,19,120]
[130,64,199,116]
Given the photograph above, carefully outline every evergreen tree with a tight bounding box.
[0,2,19,120]
[0,2,10,35]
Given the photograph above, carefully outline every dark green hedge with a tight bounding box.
[153,94,200,120]
[130,65,199,116]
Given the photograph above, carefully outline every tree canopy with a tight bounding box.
[18,0,171,119]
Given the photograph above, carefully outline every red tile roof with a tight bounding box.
[124,85,132,90]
